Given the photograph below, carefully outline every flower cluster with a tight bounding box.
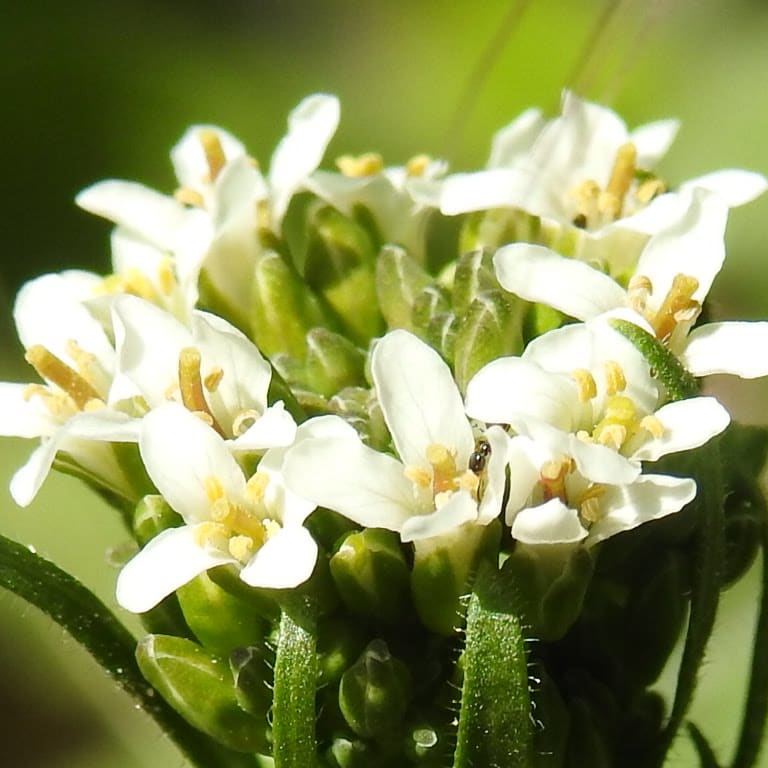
[3,91,768,765]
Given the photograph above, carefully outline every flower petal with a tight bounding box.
[240,526,318,589]
[0,383,57,438]
[493,244,626,320]
[400,490,479,542]
[373,330,474,468]
[681,322,768,378]
[629,119,679,167]
[488,107,545,167]
[171,125,246,192]
[680,170,768,208]
[510,498,587,545]
[231,402,298,451]
[116,526,234,613]
[440,168,529,215]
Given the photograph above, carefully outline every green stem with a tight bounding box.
[0,532,257,768]
[453,563,532,768]
[730,490,768,768]
[272,599,319,767]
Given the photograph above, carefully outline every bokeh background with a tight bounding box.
[1,0,767,765]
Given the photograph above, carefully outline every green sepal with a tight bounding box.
[316,617,368,688]
[412,285,451,333]
[176,570,268,656]
[375,244,433,332]
[424,312,458,366]
[451,249,497,317]
[501,543,593,642]
[250,248,334,361]
[459,209,542,254]
[304,327,367,397]
[452,289,524,393]
[411,521,500,635]
[453,562,533,768]
[338,639,411,739]
[132,494,182,546]
[136,633,268,754]
[229,644,274,719]
[330,528,410,623]
[304,204,382,345]
[609,318,699,401]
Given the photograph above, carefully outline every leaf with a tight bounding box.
[0,532,258,768]
[688,723,723,768]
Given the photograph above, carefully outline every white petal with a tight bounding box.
[682,322,768,378]
[283,430,416,533]
[116,526,234,613]
[76,180,189,251]
[588,474,696,545]
[510,498,588,545]
[504,435,546,516]
[10,439,61,507]
[269,94,340,224]
[400,490,479,542]
[488,108,545,167]
[66,409,142,442]
[629,119,679,167]
[0,383,57,437]
[440,169,529,215]
[680,170,768,208]
[566,433,641,485]
[476,425,511,525]
[465,356,581,432]
[240,526,318,589]
[493,244,626,320]
[373,330,474,468]
[230,402,298,451]
[171,125,246,191]
[630,397,730,461]
[139,403,246,524]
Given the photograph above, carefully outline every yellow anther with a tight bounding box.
[571,368,597,402]
[264,519,281,539]
[336,152,384,177]
[210,496,234,523]
[640,414,665,439]
[203,367,224,393]
[576,429,594,443]
[406,154,431,177]
[539,457,573,502]
[627,274,653,313]
[603,360,627,395]
[404,465,432,488]
[194,521,229,548]
[595,423,627,450]
[651,274,700,341]
[229,535,255,563]
[192,410,215,427]
[157,258,176,296]
[571,180,600,226]
[636,177,666,204]
[426,443,454,472]
[24,345,103,411]
[245,471,270,502]
[232,409,262,437]
[605,142,637,220]
[198,128,227,183]
[205,475,226,503]
[256,198,272,230]
[458,470,481,496]
[578,484,606,524]
[83,399,106,412]
[174,187,205,207]
[597,190,622,221]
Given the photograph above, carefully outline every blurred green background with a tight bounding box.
[1,0,767,765]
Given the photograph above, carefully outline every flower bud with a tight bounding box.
[424,312,458,366]
[375,244,432,331]
[304,328,366,397]
[304,204,382,345]
[722,507,762,588]
[329,528,410,623]
[403,722,443,765]
[411,285,450,333]
[338,639,411,738]
[136,634,268,753]
[326,737,384,768]
[175,571,268,656]
[250,248,333,360]
[459,209,542,254]
[452,289,523,393]
[451,249,497,317]
[132,495,181,546]
[229,644,273,718]
[316,617,367,687]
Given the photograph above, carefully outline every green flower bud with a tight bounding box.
[176,570,268,656]
[136,634,268,753]
[339,639,411,738]
[424,312,458,365]
[305,328,367,397]
[722,507,762,588]
[375,244,432,331]
[451,249,497,317]
[316,618,367,687]
[411,285,451,333]
[459,209,542,254]
[329,528,410,623]
[524,302,565,342]
[251,248,334,361]
[327,737,384,768]
[304,204,382,345]
[452,289,523,393]
[229,644,273,718]
[132,495,181,546]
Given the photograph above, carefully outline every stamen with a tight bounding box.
[603,361,627,395]
[627,274,652,314]
[650,274,700,341]
[640,414,664,439]
[229,535,255,563]
[232,409,262,437]
[178,347,221,432]
[25,345,102,410]
[578,484,606,524]
[245,471,270,502]
[157,258,176,296]
[571,368,597,402]
[404,465,432,488]
[595,423,627,450]
[592,395,637,450]
[426,443,459,495]
[198,129,226,183]
[205,476,226,503]
[604,142,637,220]
[174,187,205,207]
[406,154,431,176]
[336,152,384,177]
[539,457,573,502]
[194,521,230,548]
[203,367,224,393]
[635,177,665,204]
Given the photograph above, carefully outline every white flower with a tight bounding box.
[283,329,507,542]
[116,403,318,613]
[77,94,340,321]
[0,274,140,505]
[493,188,768,379]
[109,294,296,449]
[305,152,446,260]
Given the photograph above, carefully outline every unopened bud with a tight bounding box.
[305,328,366,397]
[316,618,367,687]
[132,495,181,546]
[375,245,432,331]
[452,249,497,316]
[229,644,273,718]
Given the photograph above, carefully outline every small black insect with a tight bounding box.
[468,439,491,474]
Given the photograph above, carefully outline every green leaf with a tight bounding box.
[272,599,319,767]
[608,318,699,401]
[453,563,533,768]
[0,532,258,768]
[688,723,723,768]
